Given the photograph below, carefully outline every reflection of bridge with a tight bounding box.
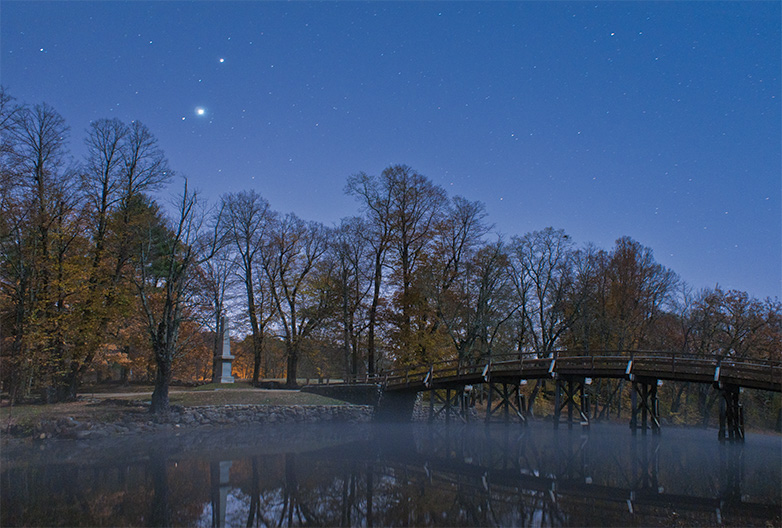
[315,351,781,440]
[395,426,777,524]
[305,424,779,527]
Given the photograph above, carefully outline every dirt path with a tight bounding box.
[83,388,302,399]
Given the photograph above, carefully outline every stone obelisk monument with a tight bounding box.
[216,316,235,384]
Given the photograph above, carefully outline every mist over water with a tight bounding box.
[2,422,780,527]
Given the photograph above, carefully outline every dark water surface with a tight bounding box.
[2,422,780,527]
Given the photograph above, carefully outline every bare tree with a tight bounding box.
[262,213,331,387]
[196,237,236,383]
[509,227,578,358]
[562,243,605,351]
[119,121,171,206]
[333,216,373,379]
[424,196,498,362]
[0,87,21,194]
[133,180,219,412]
[82,118,127,267]
[222,190,274,384]
[345,171,394,375]
[435,238,518,364]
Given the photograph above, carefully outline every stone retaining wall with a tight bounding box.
[15,404,375,441]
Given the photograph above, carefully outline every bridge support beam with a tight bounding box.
[630,378,660,435]
[484,382,526,425]
[717,384,745,442]
[553,377,590,429]
[427,388,470,424]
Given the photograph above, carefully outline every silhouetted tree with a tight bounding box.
[132,180,219,412]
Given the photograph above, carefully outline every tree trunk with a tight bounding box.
[367,253,383,376]
[252,334,264,385]
[61,364,81,402]
[351,334,359,380]
[150,356,172,414]
[670,382,688,414]
[285,344,299,388]
[526,379,543,416]
[247,283,263,385]
[341,271,351,381]
[701,389,719,427]
[615,379,625,418]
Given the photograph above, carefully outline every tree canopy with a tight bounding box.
[1,89,779,416]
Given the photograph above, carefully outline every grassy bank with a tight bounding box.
[0,386,348,435]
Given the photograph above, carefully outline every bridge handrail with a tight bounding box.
[374,350,781,389]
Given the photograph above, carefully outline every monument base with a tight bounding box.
[217,355,235,384]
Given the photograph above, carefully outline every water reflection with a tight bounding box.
[2,423,779,527]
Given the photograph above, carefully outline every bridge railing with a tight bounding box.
[374,350,781,391]
[306,350,780,390]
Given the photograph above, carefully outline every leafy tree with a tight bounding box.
[1,100,86,401]
[603,236,678,350]
[66,118,172,399]
[383,165,447,363]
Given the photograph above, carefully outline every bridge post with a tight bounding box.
[485,382,493,424]
[484,382,526,425]
[581,382,590,428]
[428,387,471,423]
[446,388,452,425]
[630,378,660,435]
[718,384,745,442]
[553,377,590,429]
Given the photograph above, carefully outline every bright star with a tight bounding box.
[219,58,225,63]
[195,107,206,116]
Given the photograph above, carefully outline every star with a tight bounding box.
[195,107,206,116]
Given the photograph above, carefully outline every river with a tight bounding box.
[2,422,780,527]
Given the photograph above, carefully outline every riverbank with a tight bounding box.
[0,388,373,442]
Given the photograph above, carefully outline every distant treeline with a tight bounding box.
[1,88,779,419]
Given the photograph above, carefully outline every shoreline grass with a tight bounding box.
[0,387,349,433]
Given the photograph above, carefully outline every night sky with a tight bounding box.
[2,1,779,300]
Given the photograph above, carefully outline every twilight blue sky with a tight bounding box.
[2,1,780,299]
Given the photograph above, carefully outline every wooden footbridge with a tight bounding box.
[309,350,781,441]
